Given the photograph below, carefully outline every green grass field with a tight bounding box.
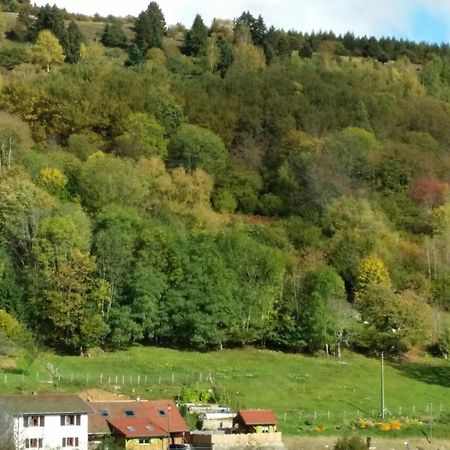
[1,347,449,438]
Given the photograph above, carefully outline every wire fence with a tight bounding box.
[1,369,448,425]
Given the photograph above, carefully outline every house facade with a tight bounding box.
[0,394,92,450]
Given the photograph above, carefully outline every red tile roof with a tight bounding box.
[237,409,277,426]
[107,418,167,438]
[88,399,189,436]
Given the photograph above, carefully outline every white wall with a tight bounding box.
[14,413,89,450]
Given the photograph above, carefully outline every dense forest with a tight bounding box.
[0,1,450,358]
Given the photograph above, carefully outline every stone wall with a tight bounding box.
[190,432,286,450]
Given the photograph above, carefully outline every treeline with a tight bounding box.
[1,3,450,357]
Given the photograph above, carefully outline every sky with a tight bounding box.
[33,0,450,44]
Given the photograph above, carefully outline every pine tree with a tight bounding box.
[134,1,165,51]
[62,20,83,64]
[182,14,208,57]
[125,44,144,67]
[30,4,66,42]
[101,20,127,48]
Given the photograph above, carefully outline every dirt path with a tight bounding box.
[283,436,449,450]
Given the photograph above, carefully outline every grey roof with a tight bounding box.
[0,394,92,415]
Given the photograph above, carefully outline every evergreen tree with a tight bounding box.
[134,1,165,51]
[182,14,208,57]
[101,20,127,48]
[234,11,267,47]
[125,44,144,67]
[62,20,83,64]
[30,3,66,42]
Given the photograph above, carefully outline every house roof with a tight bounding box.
[88,399,189,436]
[236,409,277,426]
[107,418,167,438]
[0,394,92,415]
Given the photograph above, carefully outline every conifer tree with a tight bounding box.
[134,1,165,51]
[125,44,144,67]
[182,14,208,57]
[30,3,66,42]
[62,20,83,64]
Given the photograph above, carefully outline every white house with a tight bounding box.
[0,394,92,450]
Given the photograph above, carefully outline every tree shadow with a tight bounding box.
[393,362,450,388]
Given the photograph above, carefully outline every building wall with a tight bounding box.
[190,432,286,450]
[125,437,165,450]
[14,413,89,450]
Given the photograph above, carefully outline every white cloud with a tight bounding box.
[32,0,450,42]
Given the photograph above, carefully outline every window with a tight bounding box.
[139,438,150,444]
[124,409,135,417]
[25,439,43,448]
[60,414,81,426]
[23,415,44,427]
[100,409,109,417]
[158,409,166,416]
[62,437,79,447]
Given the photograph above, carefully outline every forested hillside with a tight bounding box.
[1,1,450,357]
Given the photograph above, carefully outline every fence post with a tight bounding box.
[100,373,103,384]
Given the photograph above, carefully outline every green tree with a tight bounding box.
[182,14,208,57]
[30,213,109,352]
[168,124,229,175]
[93,205,141,320]
[101,20,127,48]
[32,29,65,72]
[30,3,66,42]
[125,44,144,67]
[134,1,166,51]
[114,112,168,159]
[300,266,347,355]
[62,20,83,64]
[78,152,147,212]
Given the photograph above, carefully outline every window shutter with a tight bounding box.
[61,415,65,426]
[25,439,30,448]
[75,437,79,446]
[40,416,45,427]
[62,437,66,447]
[38,438,43,447]
[23,416,28,427]
[76,414,80,425]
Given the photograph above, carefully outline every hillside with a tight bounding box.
[0,2,450,371]
[2,347,450,438]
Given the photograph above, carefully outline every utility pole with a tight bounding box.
[381,351,385,419]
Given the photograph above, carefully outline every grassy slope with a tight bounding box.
[3,347,450,437]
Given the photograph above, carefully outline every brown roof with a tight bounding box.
[107,418,167,438]
[237,409,277,426]
[0,394,92,415]
[88,399,189,436]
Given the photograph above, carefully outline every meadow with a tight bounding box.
[1,347,450,438]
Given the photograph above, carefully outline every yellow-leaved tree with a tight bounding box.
[32,30,65,72]
[355,253,391,300]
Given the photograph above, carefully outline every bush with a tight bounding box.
[334,435,367,450]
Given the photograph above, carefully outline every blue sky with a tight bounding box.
[33,0,450,45]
